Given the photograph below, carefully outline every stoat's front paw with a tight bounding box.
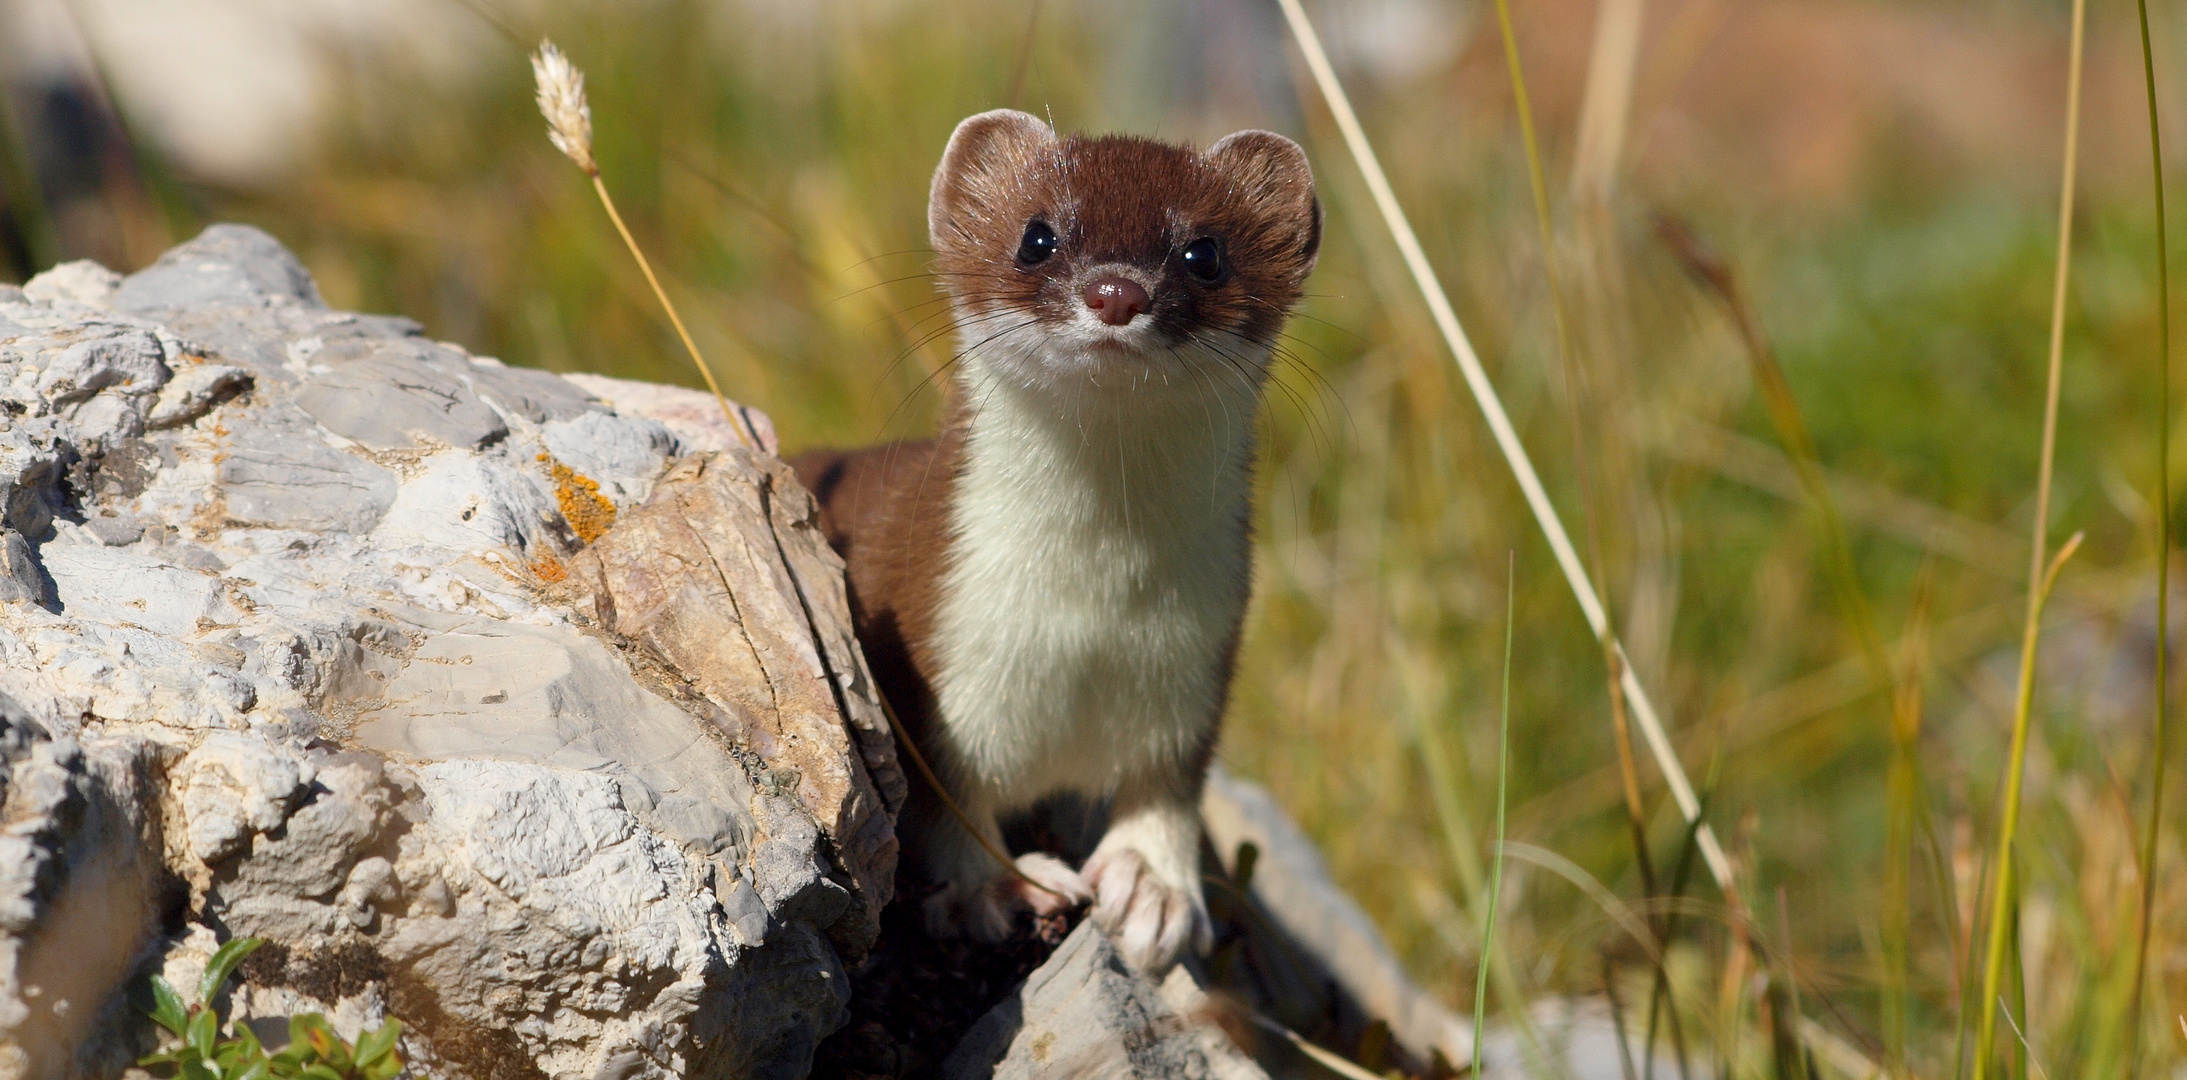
[1083,846,1211,974]
[922,852,1090,943]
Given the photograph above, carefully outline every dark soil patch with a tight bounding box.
[809,869,1078,1080]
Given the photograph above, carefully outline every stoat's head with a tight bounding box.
[928,110,1320,391]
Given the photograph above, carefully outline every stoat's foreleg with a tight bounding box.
[1082,773,1212,974]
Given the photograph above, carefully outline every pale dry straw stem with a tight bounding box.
[1247,1014,1389,1080]
[1974,0,2086,1071]
[1272,0,1736,892]
[1571,0,1645,198]
[871,691,1068,903]
[531,39,754,450]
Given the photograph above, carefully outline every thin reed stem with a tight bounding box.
[1487,0,1581,394]
[1412,639,1542,1060]
[2128,0,2173,1066]
[1972,533,2084,1077]
[1974,0,2086,1069]
[1485,0,1666,986]
[534,39,756,450]
[1271,0,1738,897]
[872,686,1068,902]
[1472,555,1516,1080]
[588,175,756,450]
[1883,568,1935,1077]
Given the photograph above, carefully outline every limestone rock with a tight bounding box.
[1201,767,1473,1072]
[0,225,902,1079]
[944,924,1265,1080]
[568,452,901,949]
[561,372,779,457]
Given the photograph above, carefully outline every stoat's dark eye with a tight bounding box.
[1016,221,1058,266]
[1182,236,1225,282]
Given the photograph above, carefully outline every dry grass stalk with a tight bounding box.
[1270,0,1736,898]
[1571,0,1645,198]
[1883,567,1937,1074]
[1481,0,1677,1049]
[1974,528,2085,1077]
[531,39,754,450]
[1654,214,1890,682]
[1973,0,2087,1069]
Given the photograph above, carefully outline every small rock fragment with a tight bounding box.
[146,363,250,429]
[22,260,121,309]
[179,732,314,865]
[0,530,45,604]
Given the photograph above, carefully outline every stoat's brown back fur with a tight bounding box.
[795,430,961,763]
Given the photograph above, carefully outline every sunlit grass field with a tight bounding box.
[10,0,2187,1074]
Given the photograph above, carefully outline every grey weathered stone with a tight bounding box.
[463,354,604,424]
[0,225,903,1079]
[145,362,249,430]
[21,261,119,310]
[217,402,400,534]
[112,223,326,314]
[293,347,507,451]
[945,923,1265,1080]
[1201,767,1473,1071]
[0,532,44,604]
[561,371,779,457]
[0,709,165,1080]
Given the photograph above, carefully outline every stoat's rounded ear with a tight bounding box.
[929,110,1057,254]
[1204,130,1321,271]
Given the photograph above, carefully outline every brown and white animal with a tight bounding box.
[791,109,1319,974]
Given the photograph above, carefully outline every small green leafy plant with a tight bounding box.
[140,937,405,1080]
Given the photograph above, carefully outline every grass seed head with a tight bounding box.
[532,39,596,176]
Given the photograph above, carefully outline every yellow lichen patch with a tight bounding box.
[528,551,569,584]
[538,452,616,544]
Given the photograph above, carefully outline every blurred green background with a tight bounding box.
[3,0,2184,1073]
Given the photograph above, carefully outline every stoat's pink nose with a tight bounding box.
[1081,277,1150,326]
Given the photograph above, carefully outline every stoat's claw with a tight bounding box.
[922,853,1090,943]
[1083,847,1211,975]
[1010,851,1092,917]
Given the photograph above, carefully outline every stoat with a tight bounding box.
[792,109,1320,975]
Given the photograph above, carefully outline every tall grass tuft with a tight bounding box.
[1271,0,1735,902]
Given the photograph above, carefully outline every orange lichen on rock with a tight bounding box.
[529,552,569,583]
[538,452,616,544]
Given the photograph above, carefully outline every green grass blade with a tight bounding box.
[2128,0,2173,1069]
[1976,0,2088,1070]
[1473,555,1517,1079]
[1974,531,2083,1078]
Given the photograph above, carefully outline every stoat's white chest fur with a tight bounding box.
[928,329,1265,806]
